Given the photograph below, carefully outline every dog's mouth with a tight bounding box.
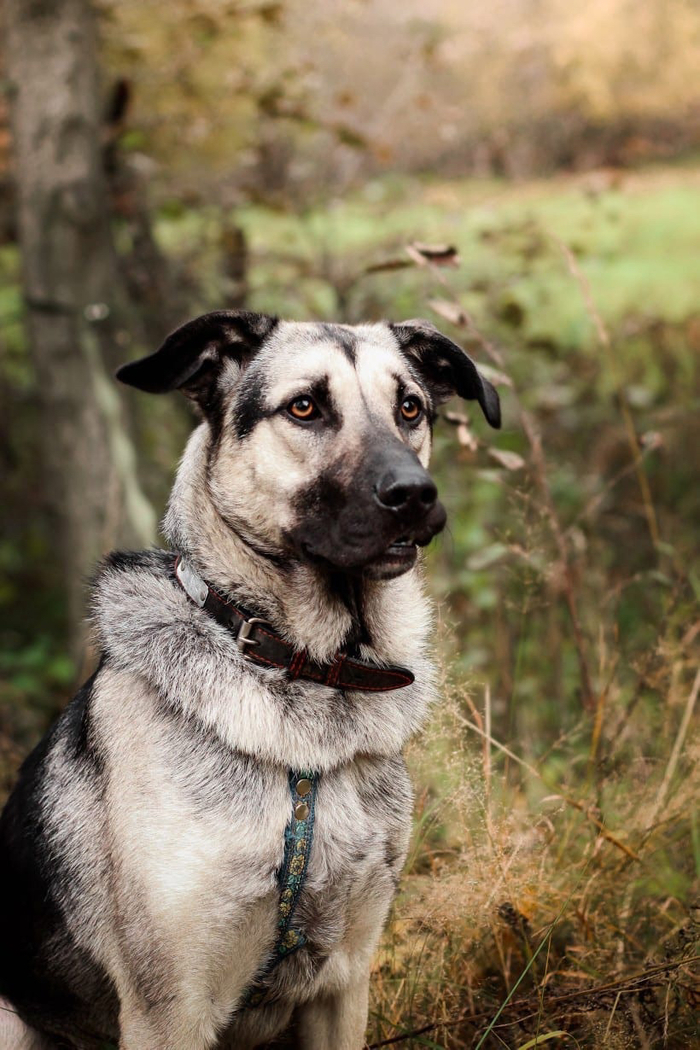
[363,536,419,580]
[363,526,445,579]
[387,534,414,549]
[297,533,420,579]
[383,535,418,560]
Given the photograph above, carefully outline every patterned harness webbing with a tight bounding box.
[244,769,318,1008]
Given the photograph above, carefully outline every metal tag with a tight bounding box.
[176,558,208,608]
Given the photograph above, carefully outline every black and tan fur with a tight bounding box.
[0,315,500,1050]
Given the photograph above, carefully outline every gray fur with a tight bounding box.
[0,318,499,1049]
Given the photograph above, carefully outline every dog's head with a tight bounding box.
[117,312,500,580]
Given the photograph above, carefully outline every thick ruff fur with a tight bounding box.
[0,316,499,1049]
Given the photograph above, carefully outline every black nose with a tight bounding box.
[375,466,437,514]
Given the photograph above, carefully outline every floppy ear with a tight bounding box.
[115,311,278,407]
[391,318,501,428]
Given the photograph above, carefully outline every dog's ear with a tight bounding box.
[115,311,278,406]
[391,318,501,428]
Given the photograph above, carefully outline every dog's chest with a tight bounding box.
[129,714,412,953]
[95,671,415,1020]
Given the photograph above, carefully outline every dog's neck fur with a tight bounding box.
[163,423,431,667]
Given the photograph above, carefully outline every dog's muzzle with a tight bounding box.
[287,439,447,579]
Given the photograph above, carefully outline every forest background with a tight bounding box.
[1,1,699,1046]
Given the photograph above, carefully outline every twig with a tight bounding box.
[514,409,596,714]
[603,990,623,1043]
[570,441,657,531]
[484,683,493,824]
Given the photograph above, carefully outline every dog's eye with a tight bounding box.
[400,396,423,423]
[287,396,320,422]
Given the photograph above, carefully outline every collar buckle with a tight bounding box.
[237,616,270,651]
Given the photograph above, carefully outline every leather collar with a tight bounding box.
[174,556,415,693]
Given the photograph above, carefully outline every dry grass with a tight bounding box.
[367,669,699,1049]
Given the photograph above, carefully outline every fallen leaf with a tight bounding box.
[428,298,467,326]
[516,1030,571,1050]
[488,448,526,471]
[405,242,460,267]
[457,423,478,450]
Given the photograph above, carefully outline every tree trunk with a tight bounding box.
[3,0,156,657]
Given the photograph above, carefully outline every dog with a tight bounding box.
[0,313,500,1050]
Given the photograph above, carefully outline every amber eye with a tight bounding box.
[287,396,320,421]
[400,396,422,423]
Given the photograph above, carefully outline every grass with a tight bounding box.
[366,671,699,1048]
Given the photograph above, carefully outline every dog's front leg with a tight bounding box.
[117,1001,161,1050]
[117,989,222,1050]
[295,969,370,1050]
[118,1010,216,1050]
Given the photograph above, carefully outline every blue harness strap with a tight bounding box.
[244,769,318,1008]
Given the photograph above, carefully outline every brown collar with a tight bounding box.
[174,556,415,693]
